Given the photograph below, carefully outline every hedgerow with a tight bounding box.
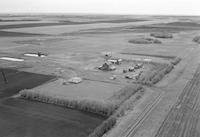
[109,85,142,105]
[19,85,142,117]
[20,89,116,116]
[137,63,174,85]
[88,116,117,137]
[88,87,144,137]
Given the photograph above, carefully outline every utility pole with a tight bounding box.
[1,69,8,84]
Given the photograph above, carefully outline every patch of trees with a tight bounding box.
[137,57,181,86]
[128,37,162,44]
[20,90,116,116]
[150,32,173,38]
[137,63,172,85]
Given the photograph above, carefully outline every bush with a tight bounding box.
[193,36,200,44]
[170,57,181,65]
[19,89,117,117]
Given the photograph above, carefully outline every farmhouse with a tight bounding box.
[98,63,116,71]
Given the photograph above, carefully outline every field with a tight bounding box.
[155,65,200,137]
[0,14,200,137]
[0,68,54,98]
[0,68,105,137]
[32,79,123,101]
[0,98,105,137]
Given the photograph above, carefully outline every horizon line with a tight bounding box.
[0,12,199,17]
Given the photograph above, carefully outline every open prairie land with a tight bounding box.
[0,14,200,137]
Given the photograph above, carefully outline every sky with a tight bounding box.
[0,0,199,15]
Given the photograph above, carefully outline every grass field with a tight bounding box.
[33,79,123,101]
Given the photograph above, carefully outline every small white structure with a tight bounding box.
[0,57,24,62]
[107,58,122,65]
[24,52,47,58]
[24,53,46,57]
[110,75,117,80]
[143,58,152,62]
[108,59,117,64]
[128,66,135,72]
[68,77,82,84]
